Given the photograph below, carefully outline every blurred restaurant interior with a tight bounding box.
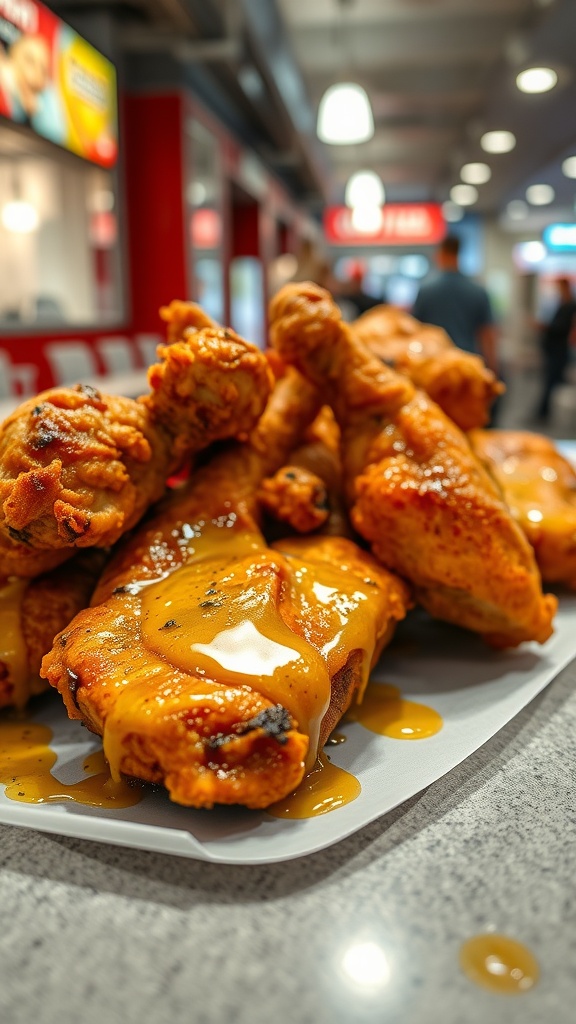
[1,0,576,433]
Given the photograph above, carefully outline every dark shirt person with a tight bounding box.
[537,277,576,420]
[412,236,497,371]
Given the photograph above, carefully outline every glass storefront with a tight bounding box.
[184,118,224,324]
[0,121,123,330]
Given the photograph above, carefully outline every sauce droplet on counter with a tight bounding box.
[0,719,142,808]
[348,682,443,739]
[267,751,360,818]
[459,934,539,994]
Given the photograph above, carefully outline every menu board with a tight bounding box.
[0,0,117,167]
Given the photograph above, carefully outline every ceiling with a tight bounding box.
[277,0,576,214]
[47,0,576,219]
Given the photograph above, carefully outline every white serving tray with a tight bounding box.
[1,596,575,864]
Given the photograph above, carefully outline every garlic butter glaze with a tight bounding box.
[103,516,387,780]
[0,719,141,807]
[0,579,30,709]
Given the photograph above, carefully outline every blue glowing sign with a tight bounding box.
[543,223,576,251]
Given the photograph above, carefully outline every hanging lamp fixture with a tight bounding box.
[345,170,384,207]
[317,82,374,145]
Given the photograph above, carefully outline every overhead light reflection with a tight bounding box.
[450,184,478,206]
[345,171,384,208]
[460,162,491,185]
[341,942,390,987]
[526,183,554,205]
[562,156,576,179]
[516,67,557,94]
[351,205,383,233]
[480,131,516,154]
[317,83,374,145]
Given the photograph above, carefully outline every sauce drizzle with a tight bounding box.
[0,719,142,808]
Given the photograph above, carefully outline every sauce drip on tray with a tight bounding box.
[0,718,142,808]
[348,682,443,739]
[267,751,361,818]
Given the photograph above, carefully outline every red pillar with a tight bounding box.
[123,93,188,332]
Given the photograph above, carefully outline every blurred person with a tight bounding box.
[536,276,576,421]
[412,235,497,372]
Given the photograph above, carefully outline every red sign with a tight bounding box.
[324,204,446,247]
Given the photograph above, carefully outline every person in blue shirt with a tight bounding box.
[413,235,497,372]
[535,277,576,420]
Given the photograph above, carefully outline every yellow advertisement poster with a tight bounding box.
[0,0,117,167]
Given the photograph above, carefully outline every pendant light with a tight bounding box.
[351,205,383,234]
[317,82,374,145]
[345,170,384,208]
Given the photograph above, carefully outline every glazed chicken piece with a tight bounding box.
[0,550,107,710]
[269,282,556,649]
[470,430,576,589]
[42,373,410,809]
[353,304,504,431]
[0,324,272,577]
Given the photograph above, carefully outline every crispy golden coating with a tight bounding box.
[258,465,330,532]
[269,282,556,648]
[470,430,576,589]
[0,550,106,710]
[0,326,272,576]
[159,299,216,344]
[353,304,504,431]
[42,373,410,809]
[258,407,351,538]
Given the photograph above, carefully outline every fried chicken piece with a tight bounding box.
[159,298,216,344]
[470,430,576,589]
[257,407,348,536]
[0,325,272,577]
[269,282,556,648]
[42,375,410,809]
[0,550,106,710]
[353,305,504,431]
[258,465,330,532]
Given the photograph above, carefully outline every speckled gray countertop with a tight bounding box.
[1,656,575,1024]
